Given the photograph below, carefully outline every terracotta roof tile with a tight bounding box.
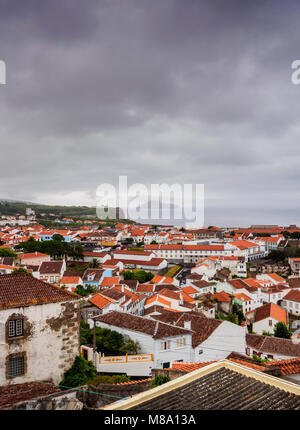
[0,273,79,309]
[93,311,193,339]
[254,303,287,324]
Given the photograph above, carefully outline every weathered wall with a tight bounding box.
[88,380,152,408]
[0,300,81,386]
[151,368,187,381]
[8,380,152,410]
[8,386,87,410]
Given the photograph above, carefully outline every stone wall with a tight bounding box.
[8,379,152,410]
[152,368,187,381]
[88,379,152,408]
[9,386,87,410]
[0,300,81,386]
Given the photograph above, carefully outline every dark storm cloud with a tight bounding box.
[1,0,300,226]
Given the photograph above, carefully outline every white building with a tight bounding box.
[89,311,194,369]
[281,290,300,317]
[0,273,81,386]
[252,302,288,335]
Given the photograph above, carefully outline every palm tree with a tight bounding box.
[89,258,99,268]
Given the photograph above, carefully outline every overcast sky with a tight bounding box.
[1,0,300,227]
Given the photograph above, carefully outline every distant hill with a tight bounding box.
[0,200,97,217]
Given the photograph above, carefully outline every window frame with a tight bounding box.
[8,356,25,378]
[8,318,24,339]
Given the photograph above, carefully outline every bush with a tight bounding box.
[152,375,170,388]
[274,322,291,339]
[59,356,97,390]
[163,265,181,278]
[80,324,125,355]
[124,270,154,283]
[252,354,270,363]
[0,248,17,257]
[88,374,131,386]
[74,284,97,297]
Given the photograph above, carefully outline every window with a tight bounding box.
[176,338,186,348]
[160,341,171,351]
[8,356,25,377]
[8,319,23,338]
[269,320,273,327]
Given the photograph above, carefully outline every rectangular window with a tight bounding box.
[176,338,186,348]
[269,320,272,327]
[8,319,23,338]
[160,341,171,350]
[8,356,25,377]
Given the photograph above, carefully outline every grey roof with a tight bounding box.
[129,367,300,410]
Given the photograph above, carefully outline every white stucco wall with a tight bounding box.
[0,299,80,386]
[253,317,280,334]
[193,321,246,362]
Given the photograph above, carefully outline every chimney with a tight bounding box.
[184,320,191,330]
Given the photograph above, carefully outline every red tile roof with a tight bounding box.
[211,291,232,303]
[39,261,64,274]
[233,293,252,302]
[136,284,155,293]
[265,358,300,375]
[0,273,79,309]
[254,303,287,324]
[0,382,60,410]
[170,358,266,372]
[100,276,120,287]
[89,293,115,309]
[94,311,193,339]
[283,289,300,303]
[60,276,81,284]
[19,252,48,259]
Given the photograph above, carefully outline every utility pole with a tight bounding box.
[93,320,97,367]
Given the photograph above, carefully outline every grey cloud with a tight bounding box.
[1,0,300,226]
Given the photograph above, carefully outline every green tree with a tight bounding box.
[0,248,17,257]
[52,233,65,242]
[274,321,291,339]
[13,267,32,275]
[120,339,141,355]
[67,243,84,260]
[88,258,100,268]
[59,356,97,390]
[268,250,286,262]
[124,270,154,283]
[80,325,124,356]
[74,284,97,297]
